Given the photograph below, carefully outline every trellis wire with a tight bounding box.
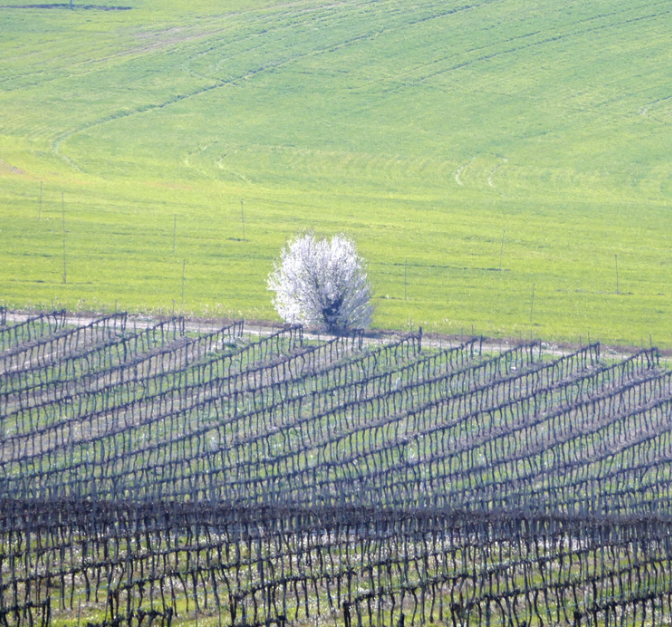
[1,311,671,626]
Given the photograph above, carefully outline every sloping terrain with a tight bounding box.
[1,311,671,625]
[1,0,672,343]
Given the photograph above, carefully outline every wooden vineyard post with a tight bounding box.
[61,193,67,284]
[499,229,505,272]
[181,259,186,305]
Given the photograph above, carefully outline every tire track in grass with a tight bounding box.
[2,24,228,96]
[488,158,508,188]
[409,3,672,86]
[392,0,670,87]
[211,143,459,189]
[454,158,473,186]
[48,1,453,172]
[51,71,257,171]
[48,1,493,171]
[638,96,672,127]
[455,155,507,189]
[50,0,672,175]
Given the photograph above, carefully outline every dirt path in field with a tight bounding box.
[3,310,664,362]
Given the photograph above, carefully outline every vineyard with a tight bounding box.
[1,309,672,626]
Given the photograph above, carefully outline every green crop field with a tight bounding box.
[1,0,671,345]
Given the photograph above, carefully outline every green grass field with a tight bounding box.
[1,0,672,345]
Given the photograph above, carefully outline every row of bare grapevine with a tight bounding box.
[0,311,671,625]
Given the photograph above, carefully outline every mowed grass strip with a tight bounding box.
[1,0,671,345]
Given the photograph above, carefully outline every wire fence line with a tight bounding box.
[0,311,671,626]
[1,501,671,627]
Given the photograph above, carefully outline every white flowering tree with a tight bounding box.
[268,234,374,333]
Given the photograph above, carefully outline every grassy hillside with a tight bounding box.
[1,0,672,345]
